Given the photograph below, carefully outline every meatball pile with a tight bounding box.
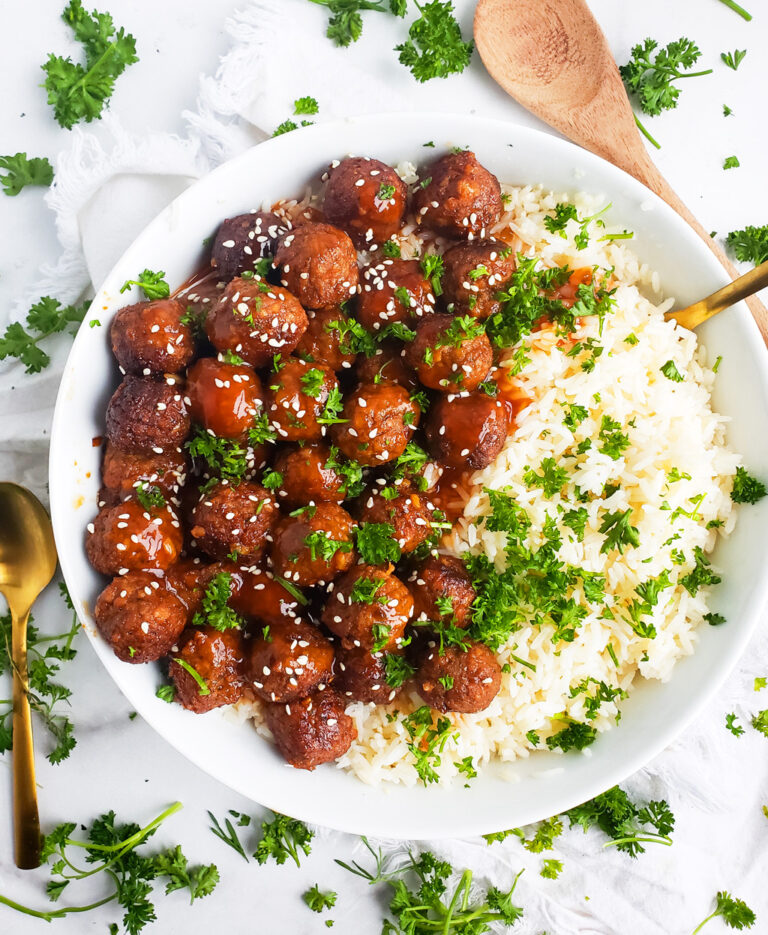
[88,150,514,773]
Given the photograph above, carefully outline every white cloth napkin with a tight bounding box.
[1,1,766,930]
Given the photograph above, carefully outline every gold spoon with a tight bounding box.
[0,483,58,869]
[474,0,768,344]
[669,258,768,330]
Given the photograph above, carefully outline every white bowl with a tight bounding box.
[49,113,768,840]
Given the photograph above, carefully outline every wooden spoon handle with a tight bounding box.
[629,147,768,344]
[12,604,41,869]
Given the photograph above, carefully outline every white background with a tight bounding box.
[1,1,767,933]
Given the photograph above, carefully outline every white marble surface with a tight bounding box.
[1,1,768,933]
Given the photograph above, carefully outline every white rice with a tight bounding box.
[252,183,741,786]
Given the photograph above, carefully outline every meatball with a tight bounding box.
[105,375,190,455]
[110,298,194,376]
[414,151,502,240]
[265,688,356,769]
[409,555,476,628]
[416,642,501,713]
[86,499,183,575]
[266,358,339,443]
[335,647,401,704]
[405,314,492,393]
[165,558,236,618]
[322,565,413,651]
[356,259,435,332]
[100,442,187,506]
[205,277,308,368]
[294,306,357,372]
[270,502,356,587]
[229,568,302,625]
[186,357,264,441]
[190,479,279,562]
[272,443,352,507]
[425,393,509,470]
[359,481,437,554]
[170,626,245,713]
[275,222,358,310]
[245,618,335,703]
[94,571,188,664]
[355,342,416,389]
[210,211,289,281]
[442,240,516,319]
[323,156,407,249]
[333,381,419,466]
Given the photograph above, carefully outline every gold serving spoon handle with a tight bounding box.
[0,483,58,869]
[666,259,768,330]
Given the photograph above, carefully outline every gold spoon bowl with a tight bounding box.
[0,483,58,869]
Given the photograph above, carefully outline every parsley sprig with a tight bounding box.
[42,0,139,129]
[120,269,170,301]
[725,225,768,266]
[691,891,757,932]
[191,573,244,631]
[731,466,766,504]
[0,803,218,933]
[1,583,80,764]
[0,296,89,374]
[396,1,474,82]
[0,153,54,196]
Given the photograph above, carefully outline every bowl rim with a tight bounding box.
[48,111,768,839]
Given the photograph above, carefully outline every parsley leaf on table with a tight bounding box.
[0,296,89,374]
[307,0,404,47]
[0,153,54,196]
[723,155,740,170]
[42,0,139,129]
[691,891,757,932]
[303,885,337,913]
[567,786,674,857]
[725,225,768,265]
[120,269,170,301]
[725,713,745,736]
[619,38,713,149]
[1,584,80,764]
[294,95,319,115]
[395,1,474,82]
[752,710,768,737]
[721,49,747,71]
[0,803,218,932]
[254,812,314,867]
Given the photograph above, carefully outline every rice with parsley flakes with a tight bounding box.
[241,181,740,785]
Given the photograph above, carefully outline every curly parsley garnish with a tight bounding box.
[396,1,474,82]
[120,269,170,301]
[691,891,756,933]
[191,572,244,631]
[731,466,767,504]
[726,225,768,266]
[0,295,89,374]
[0,153,54,196]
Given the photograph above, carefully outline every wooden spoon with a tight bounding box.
[474,0,768,344]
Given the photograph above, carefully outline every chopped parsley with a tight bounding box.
[540,859,564,879]
[726,225,768,266]
[384,653,416,688]
[546,721,597,752]
[731,466,767,504]
[135,482,166,510]
[261,468,283,490]
[599,509,640,554]
[317,386,347,425]
[523,457,569,497]
[567,785,674,857]
[721,48,747,71]
[120,269,170,301]
[563,403,589,431]
[544,202,611,249]
[436,314,485,348]
[382,239,401,258]
[191,573,244,631]
[303,885,337,913]
[294,95,319,114]
[723,155,740,170]
[563,507,588,541]
[377,182,396,200]
[324,446,365,497]
[393,285,412,309]
[254,812,314,867]
[304,530,353,563]
[356,522,401,565]
[725,713,745,737]
[328,316,377,357]
[300,367,327,398]
[751,710,768,737]
[402,706,456,785]
[680,547,721,596]
[598,415,630,460]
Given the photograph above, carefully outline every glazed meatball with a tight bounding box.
[275,222,358,310]
[409,555,476,628]
[265,688,356,770]
[165,558,237,618]
[229,568,302,625]
[186,357,264,441]
[294,306,357,372]
[170,626,245,713]
[355,342,416,389]
[323,156,407,249]
[94,571,188,664]
[245,618,335,703]
[414,151,502,240]
[359,481,437,554]
[270,502,356,587]
[416,642,501,713]
[110,298,195,376]
[210,211,289,281]
[425,393,509,470]
[322,565,413,651]
[442,240,516,319]
[86,499,183,575]
[272,443,351,507]
[190,479,279,562]
[356,259,435,332]
[100,442,187,506]
[206,277,308,368]
[405,314,493,393]
[335,646,401,704]
[266,358,339,443]
[105,375,190,455]
[333,381,419,466]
